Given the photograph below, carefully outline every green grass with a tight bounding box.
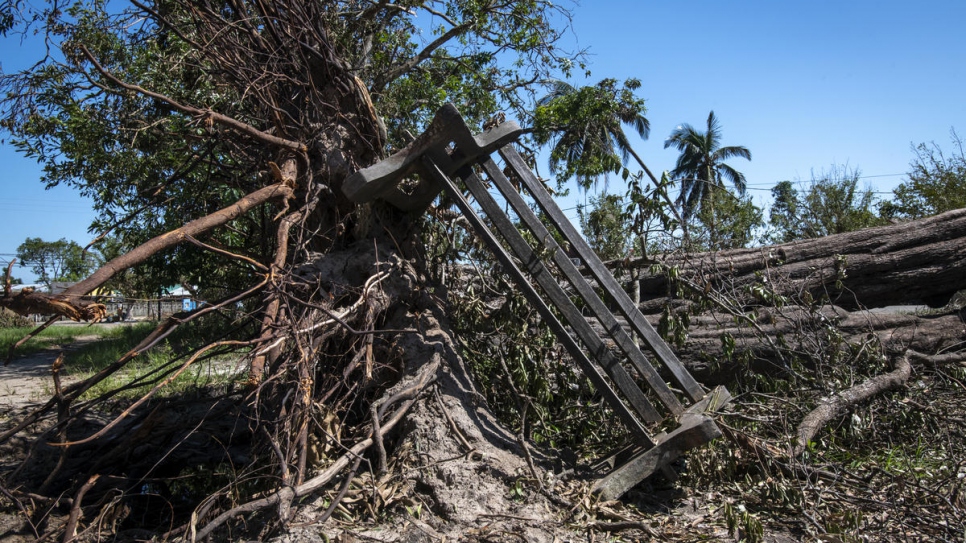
[0,324,114,360]
[64,320,250,401]
[3,319,251,401]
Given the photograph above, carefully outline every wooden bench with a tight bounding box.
[344,103,730,499]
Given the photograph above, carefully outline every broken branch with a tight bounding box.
[792,352,912,456]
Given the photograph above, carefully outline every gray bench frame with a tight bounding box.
[344,104,729,499]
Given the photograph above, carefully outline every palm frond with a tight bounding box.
[611,127,634,164]
[536,79,575,106]
[626,114,650,140]
[718,163,747,194]
[705,110,722,150]
[714,145,752,162]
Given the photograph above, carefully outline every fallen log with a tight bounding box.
[678,306,966,357]
[589,304,964,388]
[624,208,966,310]
[0,287,106,322]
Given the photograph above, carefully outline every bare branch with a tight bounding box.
[65,182,293,300]
[373,21,473,92]
[792,352,912,456]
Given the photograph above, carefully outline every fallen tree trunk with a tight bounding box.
[677,307,966,367]
[0,287,106,323]
[590,305,964,384]
[625,208,966,310]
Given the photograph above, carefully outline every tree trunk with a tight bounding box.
[627,208,966,311]
[672,306,964,381]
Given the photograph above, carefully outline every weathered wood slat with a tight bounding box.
[420,157,655,442]
[453,165,664,425]
[592,414,721,500]
[590,385,730,482]
[500,145,706,402]
[480,157,685,416]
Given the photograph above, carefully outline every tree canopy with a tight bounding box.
[532,78,649,190]
[578,192,632,261]
[1,0,580,296]
[768,166,886,242]
[882,130,966,219]
[15,237,98,290]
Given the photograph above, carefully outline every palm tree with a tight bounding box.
[534,79,650,190]
[533,79,687,236]
[664,111,751,229]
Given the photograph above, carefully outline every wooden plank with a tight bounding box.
[420,157,655,443]
[679,385,731,425]
[480,158,685,416]
[592,415,722,500]
[343,103,521,210]
[453,165,664,425]
[500,145,706,402]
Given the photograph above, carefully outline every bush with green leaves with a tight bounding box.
[882,129,966,219]
[768,165,886,242]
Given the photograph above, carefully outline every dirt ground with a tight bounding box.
[0,321,146,410]
[0,335,104,409]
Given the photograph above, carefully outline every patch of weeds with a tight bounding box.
[508,479,527,502]
[682,439,745,487]
[823,509,863,540]
[874,439,949,478]
[722,501,764,543]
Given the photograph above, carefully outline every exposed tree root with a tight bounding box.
[586,520,660,538]
[62,474,99,543]
[191,357,439,540]
[792,352,912,456]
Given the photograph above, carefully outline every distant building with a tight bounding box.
[50,281,75,295]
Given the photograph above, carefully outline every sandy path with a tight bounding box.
[0,335,101,408]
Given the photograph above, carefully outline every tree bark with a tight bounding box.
[626,208,966,310]
[792,353,912,456]
[634,306,964,384]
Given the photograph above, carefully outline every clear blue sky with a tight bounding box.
[2,1,965,281]
[555,0,966,216]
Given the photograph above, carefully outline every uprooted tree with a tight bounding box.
[0,1,601,540]
[3,1,966,541]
